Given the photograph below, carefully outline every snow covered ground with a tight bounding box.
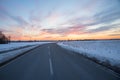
[0,45,37,64]
[0,42,51,64]
[0,42,50,52]
[58,40,120,67]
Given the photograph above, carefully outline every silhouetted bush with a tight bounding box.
[0,31,10,44]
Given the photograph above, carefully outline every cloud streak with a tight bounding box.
[41,23,86,36]
[93,8,120,24]
[109,34,120,36]
[0,6,28,26]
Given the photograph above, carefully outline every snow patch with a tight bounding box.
[0,42,51,64]
[0,42,50,52]
[0,45,37,64]
[57,40,120,67]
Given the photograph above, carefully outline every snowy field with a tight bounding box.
[0,42,50,52]
[58,40,120,67]
[0,42,51,64]
[0,45,37,64]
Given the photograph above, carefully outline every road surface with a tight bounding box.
[0,43,120,80]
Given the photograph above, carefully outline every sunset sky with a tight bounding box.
[0,0,120,40]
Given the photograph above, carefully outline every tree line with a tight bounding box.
[0,31,10,44]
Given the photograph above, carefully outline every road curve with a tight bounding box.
[0,43,119,80]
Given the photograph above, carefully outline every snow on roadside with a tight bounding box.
[0,42,50,52]
[0,45,38,64]
[57,40,120,67]
[0,42,51,64]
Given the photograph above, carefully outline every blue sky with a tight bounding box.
[0,0,120,40]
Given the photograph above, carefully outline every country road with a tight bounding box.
[0,43,119,80]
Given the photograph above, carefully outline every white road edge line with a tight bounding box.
[48,46,54,76]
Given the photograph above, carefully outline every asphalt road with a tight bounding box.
[0,43,120,80]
